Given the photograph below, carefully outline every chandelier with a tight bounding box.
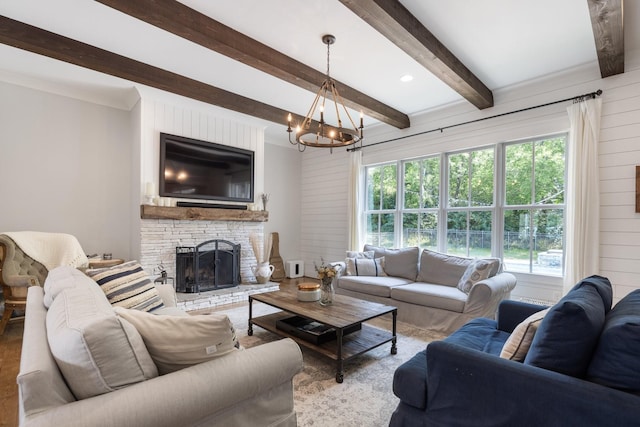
[287,34,363,152]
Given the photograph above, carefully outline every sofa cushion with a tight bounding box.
[338,275,412,298]
[86,260,164,312]
[345,257,386,276]
[390,283,467,313]
[46,273,158,400]
[500,308,549,361]
[364,245,419,281]
[573,275,613,313]
[445,317,511,355]
[114,307,240,375]
[587,289,640,393]
[417,249,472,286]
[457,258,500,293]
[524,280,608,377]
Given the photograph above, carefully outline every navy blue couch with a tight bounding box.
[390,275,640,427]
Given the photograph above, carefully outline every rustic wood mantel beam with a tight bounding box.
[587,0,624,78]
[339,0,494,110]
[95,0,410,129]
[0,16,319,130]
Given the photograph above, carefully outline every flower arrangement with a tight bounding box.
[314,258,338,281]
[314,258,338,280]
[315,258,338,306]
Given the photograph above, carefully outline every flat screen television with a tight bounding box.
[159,133,254,203]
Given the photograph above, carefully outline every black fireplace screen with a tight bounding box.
[175,239,240,293]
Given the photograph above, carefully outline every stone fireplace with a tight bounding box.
[139,205,269,287]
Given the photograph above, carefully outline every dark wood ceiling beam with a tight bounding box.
[95,0,410,129]
[339,0,493,110]
[0,16,319,130]
[587,0,624,78]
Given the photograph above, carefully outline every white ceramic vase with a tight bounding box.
[252,262,275,284]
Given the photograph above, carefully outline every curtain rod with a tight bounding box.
[348,89,603,152]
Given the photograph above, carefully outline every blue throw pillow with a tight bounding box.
[587,290,640,393]
[524,283,606,378]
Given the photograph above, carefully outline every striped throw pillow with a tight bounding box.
[345,257,386,277]
[87,260,164,312]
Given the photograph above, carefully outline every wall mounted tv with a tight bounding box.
[159,133,254,203]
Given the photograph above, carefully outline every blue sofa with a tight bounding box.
[390,275,640,427]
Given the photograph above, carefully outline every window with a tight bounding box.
[446,148,494,257]
[402,156,439,250]
[365,163,397,247]
[362,133,567,277]
[503,136,565,275]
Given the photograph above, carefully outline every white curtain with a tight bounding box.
[564,97,602,293]
[348,149,363,251]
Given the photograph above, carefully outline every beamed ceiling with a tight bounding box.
[0,0,634,142]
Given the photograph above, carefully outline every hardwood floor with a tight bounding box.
[0,319,23,427]
[0,277,311,427]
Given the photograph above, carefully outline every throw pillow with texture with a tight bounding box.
[87,260,164,312]
[114,307,240,375]
[457,258,500,293]
[500,308,549,361]
[345,257,386,276]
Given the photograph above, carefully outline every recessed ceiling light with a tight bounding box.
[400,74,414,82]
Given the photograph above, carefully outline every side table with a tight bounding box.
[88,258,125,269]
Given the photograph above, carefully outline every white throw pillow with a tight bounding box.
[500,308,549,361]
[46,277,158,400]
[114,307,240,375]
[345,257,386,277]
[457,258,500,294]
[345,250,375,259]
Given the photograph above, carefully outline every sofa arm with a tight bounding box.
[496,300,548,333]
[424,340,640,427]
[463,272,517,317]
[23,338,303,427]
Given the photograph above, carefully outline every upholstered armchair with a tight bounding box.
[0,232,88,334]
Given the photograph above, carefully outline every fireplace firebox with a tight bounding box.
[175,239,240,293]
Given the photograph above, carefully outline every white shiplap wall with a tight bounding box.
[134,97,267,279]
[299,50,640,304]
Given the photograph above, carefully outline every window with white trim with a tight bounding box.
[362,133,567,277]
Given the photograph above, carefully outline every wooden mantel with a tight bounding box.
[140,205,268,222]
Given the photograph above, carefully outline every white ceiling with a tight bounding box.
[0,0,638,136]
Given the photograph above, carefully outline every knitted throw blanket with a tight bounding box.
[4,231,89,271]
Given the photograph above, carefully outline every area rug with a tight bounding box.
[214,302,447,427]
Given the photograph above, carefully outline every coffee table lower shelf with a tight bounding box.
[250,311,395,379]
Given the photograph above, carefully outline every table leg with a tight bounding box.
[391,309,398,355]
[336,327,344,383]
[248,296,254,336]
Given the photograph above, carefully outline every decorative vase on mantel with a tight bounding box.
[319,276,334,306]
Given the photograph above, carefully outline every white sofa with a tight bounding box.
[18,266,303,427]
[334,245,517,333]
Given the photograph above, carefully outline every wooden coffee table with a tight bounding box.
[248,287,397,383]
